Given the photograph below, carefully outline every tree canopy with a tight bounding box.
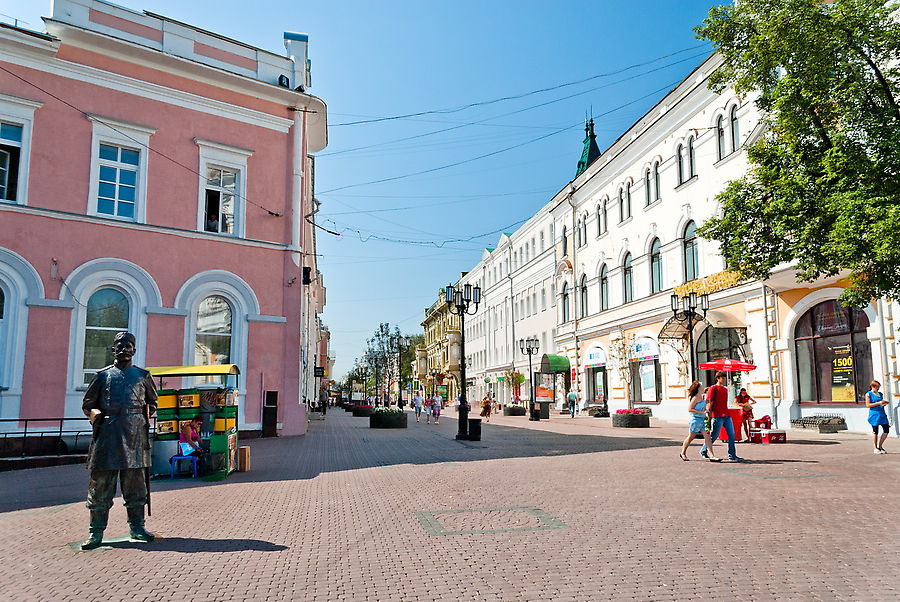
[695,0,900,306]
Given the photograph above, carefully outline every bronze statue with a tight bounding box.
[80,331,158,550]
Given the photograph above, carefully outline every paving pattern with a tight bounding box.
[1,408,898,601]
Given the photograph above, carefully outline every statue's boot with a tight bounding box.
[80,510,108,550]
[127,507,155,543]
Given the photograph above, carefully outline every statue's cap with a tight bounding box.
[114,332,136,345]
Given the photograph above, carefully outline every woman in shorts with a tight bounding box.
[680,380,721,462]
[866,380,890,454]
[431,394,442,424]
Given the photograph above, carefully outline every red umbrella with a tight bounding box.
[698,358,757,372]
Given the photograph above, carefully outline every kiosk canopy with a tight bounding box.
[540,354,570,373]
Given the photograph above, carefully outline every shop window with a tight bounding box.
[622,253,633,303]
[0,122,23,202]
[561,283,570,322]
[697,327,750,386]
[83,288,129,384]
[793,300,872,404]
[683,221,698,282]
[650,238,663,294]
[588,367,608,404]
[599,265,609,311]
[630,347,662,404]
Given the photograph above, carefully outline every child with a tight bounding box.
[734,387,756,442]
[865,381,890,454]
[680,381,721,462]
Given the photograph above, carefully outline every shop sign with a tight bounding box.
[630,338,659,362]
[673,270,741,297]
[585,346,607,368]
[535,386,552,402]
[831,344,855,402]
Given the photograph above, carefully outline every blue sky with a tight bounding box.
[2,0,721,377]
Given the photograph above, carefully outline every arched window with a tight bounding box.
[687,136,696,178]
[579,275,588,318]
[617,188,625,223]
[599,199,608,234]
[683,221,699,282]
[575,220,582,247]
[716,115,726,160]
[561,283,570,322]
[794,300,872,404]
[582,215,588,244]
[650,238,663,293]
[540,231,545,251]
[653,161,661,201]
[561,226,568,256]
[83,288,129,384]
[625,182,632,219]
[599,265,609,311]
[644,169,651,206]
[194,295,233,368]
[676,143,685,185]
[0,286,5,382]
[622,253,633,303]
[730,105,740,152]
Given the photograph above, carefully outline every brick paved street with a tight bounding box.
[1,409,898,601]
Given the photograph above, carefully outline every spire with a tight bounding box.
[575,118,601,177]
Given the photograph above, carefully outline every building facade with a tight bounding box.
[0,0,328,435]
[439,52,898,435]
[417,289,461,403]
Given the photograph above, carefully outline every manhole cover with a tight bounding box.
[416,506,566,536]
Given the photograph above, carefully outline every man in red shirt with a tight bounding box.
[699,371,744,462]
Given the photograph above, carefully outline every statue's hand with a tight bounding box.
[89,409,102,425]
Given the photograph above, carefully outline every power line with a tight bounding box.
[319,49,710,158]
[0,63,286,217]
[319,78,686,195]
[330,43,711,126]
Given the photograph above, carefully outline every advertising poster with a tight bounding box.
[436,384,449,401]
[535,386,552,402]
[351,382,364,401]
[830,345,855,402]
[639,361,658,403]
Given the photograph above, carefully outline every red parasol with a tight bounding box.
[697,358,757,372]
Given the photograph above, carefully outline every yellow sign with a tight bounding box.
[673,271,741,296]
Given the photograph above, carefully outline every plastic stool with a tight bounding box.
[170,454,199,479]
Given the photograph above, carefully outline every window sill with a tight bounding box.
[617,216,633,227]
[797,401,862,406]
[674,175,698,191]
[595,231,608,240]
[643,199,662,211]
[713,150,741,168]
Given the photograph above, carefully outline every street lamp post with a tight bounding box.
[430,368,439,398]
[670,292,709,382]
[445,283,482,440]
[520,337,540,420]
[392,335,411,408]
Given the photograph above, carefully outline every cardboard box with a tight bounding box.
[238,446,250,472]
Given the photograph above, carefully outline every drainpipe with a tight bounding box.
[761,285,775,424]
[877,298,896,436]
[566,184,579,407]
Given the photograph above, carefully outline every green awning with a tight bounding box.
[540,354,570,373]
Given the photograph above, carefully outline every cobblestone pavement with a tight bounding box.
[1,408,898,601]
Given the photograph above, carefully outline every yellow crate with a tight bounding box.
[157,393,178,409]
[156,419,178,434]
[214,417,237,432]
[177,393,200,408]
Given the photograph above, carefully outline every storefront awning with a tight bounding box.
[148,364,241,377]
[658,315,710,341]
[540,354,570,373]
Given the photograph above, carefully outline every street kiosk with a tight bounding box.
[147,364,240,479]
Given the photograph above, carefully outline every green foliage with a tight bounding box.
[695,0,900,306]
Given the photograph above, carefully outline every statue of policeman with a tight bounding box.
[80,331,158,550]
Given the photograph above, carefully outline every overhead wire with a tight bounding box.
[329,42,711,126]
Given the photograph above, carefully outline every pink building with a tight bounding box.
[0,0,328,435]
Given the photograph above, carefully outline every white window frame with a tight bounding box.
[195,138,253,238]
[87,115,154,223]
[0,93,42,206]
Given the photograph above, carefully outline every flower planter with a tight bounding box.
[503,406,527,416]
[352,406,374,417]
[369,412,408,429]
[612,413,650,428]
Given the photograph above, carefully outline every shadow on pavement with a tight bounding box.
[108,537,288,553]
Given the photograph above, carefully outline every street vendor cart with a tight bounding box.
[146,364,240,480]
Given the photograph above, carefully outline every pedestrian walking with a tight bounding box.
[699,371,744,462]
[866,380,890,454]
[412,392,424,422]
[680,381,721,462]
[734,387,756,442]
[432,393,442,424]
[480,394,492,423]
[567,390,578,418]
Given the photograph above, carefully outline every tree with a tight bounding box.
[695,0,900,306]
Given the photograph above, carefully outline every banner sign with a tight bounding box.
[830,344,855,402]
